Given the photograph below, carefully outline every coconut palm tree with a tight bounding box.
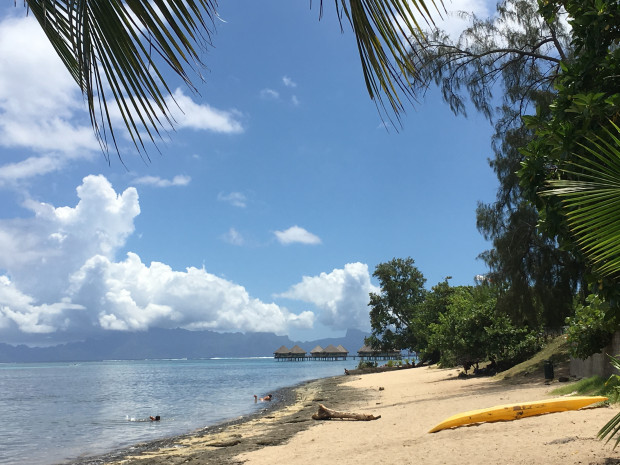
[23,0,443,162]
[542,122,620,278]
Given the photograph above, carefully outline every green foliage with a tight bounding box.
[599,355,620,448]
[519,0,620,308]
[566,294,617,359]
[386,359,394,367]
[356,360,377,369]
[428,286,538,370]
[551,375,614,398]
[369,257,544,372]
[407,0,584,329]
[368,257,428,353]
[542,122,620,279]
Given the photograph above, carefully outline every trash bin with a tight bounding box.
[544,359,554,380]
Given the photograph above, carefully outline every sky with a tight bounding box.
[0,0,499,346]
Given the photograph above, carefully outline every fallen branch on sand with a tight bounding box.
[312,404,381,421]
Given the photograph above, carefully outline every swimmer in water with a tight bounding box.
[150,415,161,421]
[254,394,273,402]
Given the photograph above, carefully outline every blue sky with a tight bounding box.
[0,0,498,345]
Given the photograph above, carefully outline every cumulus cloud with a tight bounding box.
[0,175,315,343]
[0,175,139,302]
[276,263,379,331]
[274,226,321,245]
[217,191,247,208]
[0,15,99,180]
[68,253,314,333]
[134,175,191,187]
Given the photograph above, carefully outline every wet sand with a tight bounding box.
[67,374,366,465]
[71,365,620,465]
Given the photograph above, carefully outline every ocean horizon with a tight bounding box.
[0,357,361,465]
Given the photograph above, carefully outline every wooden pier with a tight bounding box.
[273,344,402,361]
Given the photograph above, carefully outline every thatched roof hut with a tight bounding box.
[290,345,307,357]
[357,345,375,357]
[322,344,340,356]
[357,344,401,359]
[310,345,324,357]
[274,345,291,359]
[336,345,349,356]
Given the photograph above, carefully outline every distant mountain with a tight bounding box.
[0,328,370,363]
[294,328,370,353]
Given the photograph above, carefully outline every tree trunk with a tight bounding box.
[312,404,381,421]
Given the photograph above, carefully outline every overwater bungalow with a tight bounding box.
[322,344,348,360]
[274,345,291,360]
[310,345,324,359]
[336,345,349,357]
[289,345,307,361]
[357,345,401,360]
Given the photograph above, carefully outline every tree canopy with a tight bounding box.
[367,257,428,354]
[407,0,585,328]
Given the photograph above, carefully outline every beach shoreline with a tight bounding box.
[65,372,367,465]
[67,365,620,465]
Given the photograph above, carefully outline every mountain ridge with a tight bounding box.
[0,328,370,363]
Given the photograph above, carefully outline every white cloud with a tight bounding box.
[260,88,280,99]
[104,87,244,137]
[0,175,139,303]
[274,226,321,245]
[134,175,191,187]
[276,263,378,331]
[0,15,243,176]
[217,191,247,208]
[166,88,244,133]
[436,0,491,38]
[282,76,297,88]
[291,95,300,106]
[0,175,315,343]
[68,252,314,333]
[0,15,99,180]
[222,227,245,246]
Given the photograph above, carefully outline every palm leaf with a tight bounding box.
[23,0,441,161]
[598,354,620,448]
[542,122,620,278]
[25,0,217,162]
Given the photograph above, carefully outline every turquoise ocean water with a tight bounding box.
[0,358,360,465]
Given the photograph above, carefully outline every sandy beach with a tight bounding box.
[96,366,620,465]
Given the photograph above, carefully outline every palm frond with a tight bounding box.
[25,0,217,162]
[23,1,442,161]
[336,0,442,122]
[599,354,620,448]
[542,122,620,277]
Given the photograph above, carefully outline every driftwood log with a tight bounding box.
[312,404,381,421]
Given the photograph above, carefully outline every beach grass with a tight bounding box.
[494,335,570,381]
[551,374,620,401]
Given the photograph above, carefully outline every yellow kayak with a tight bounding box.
[429,396,607,433]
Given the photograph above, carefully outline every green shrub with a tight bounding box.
[356,360,377,369]
[566,294,616,360]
